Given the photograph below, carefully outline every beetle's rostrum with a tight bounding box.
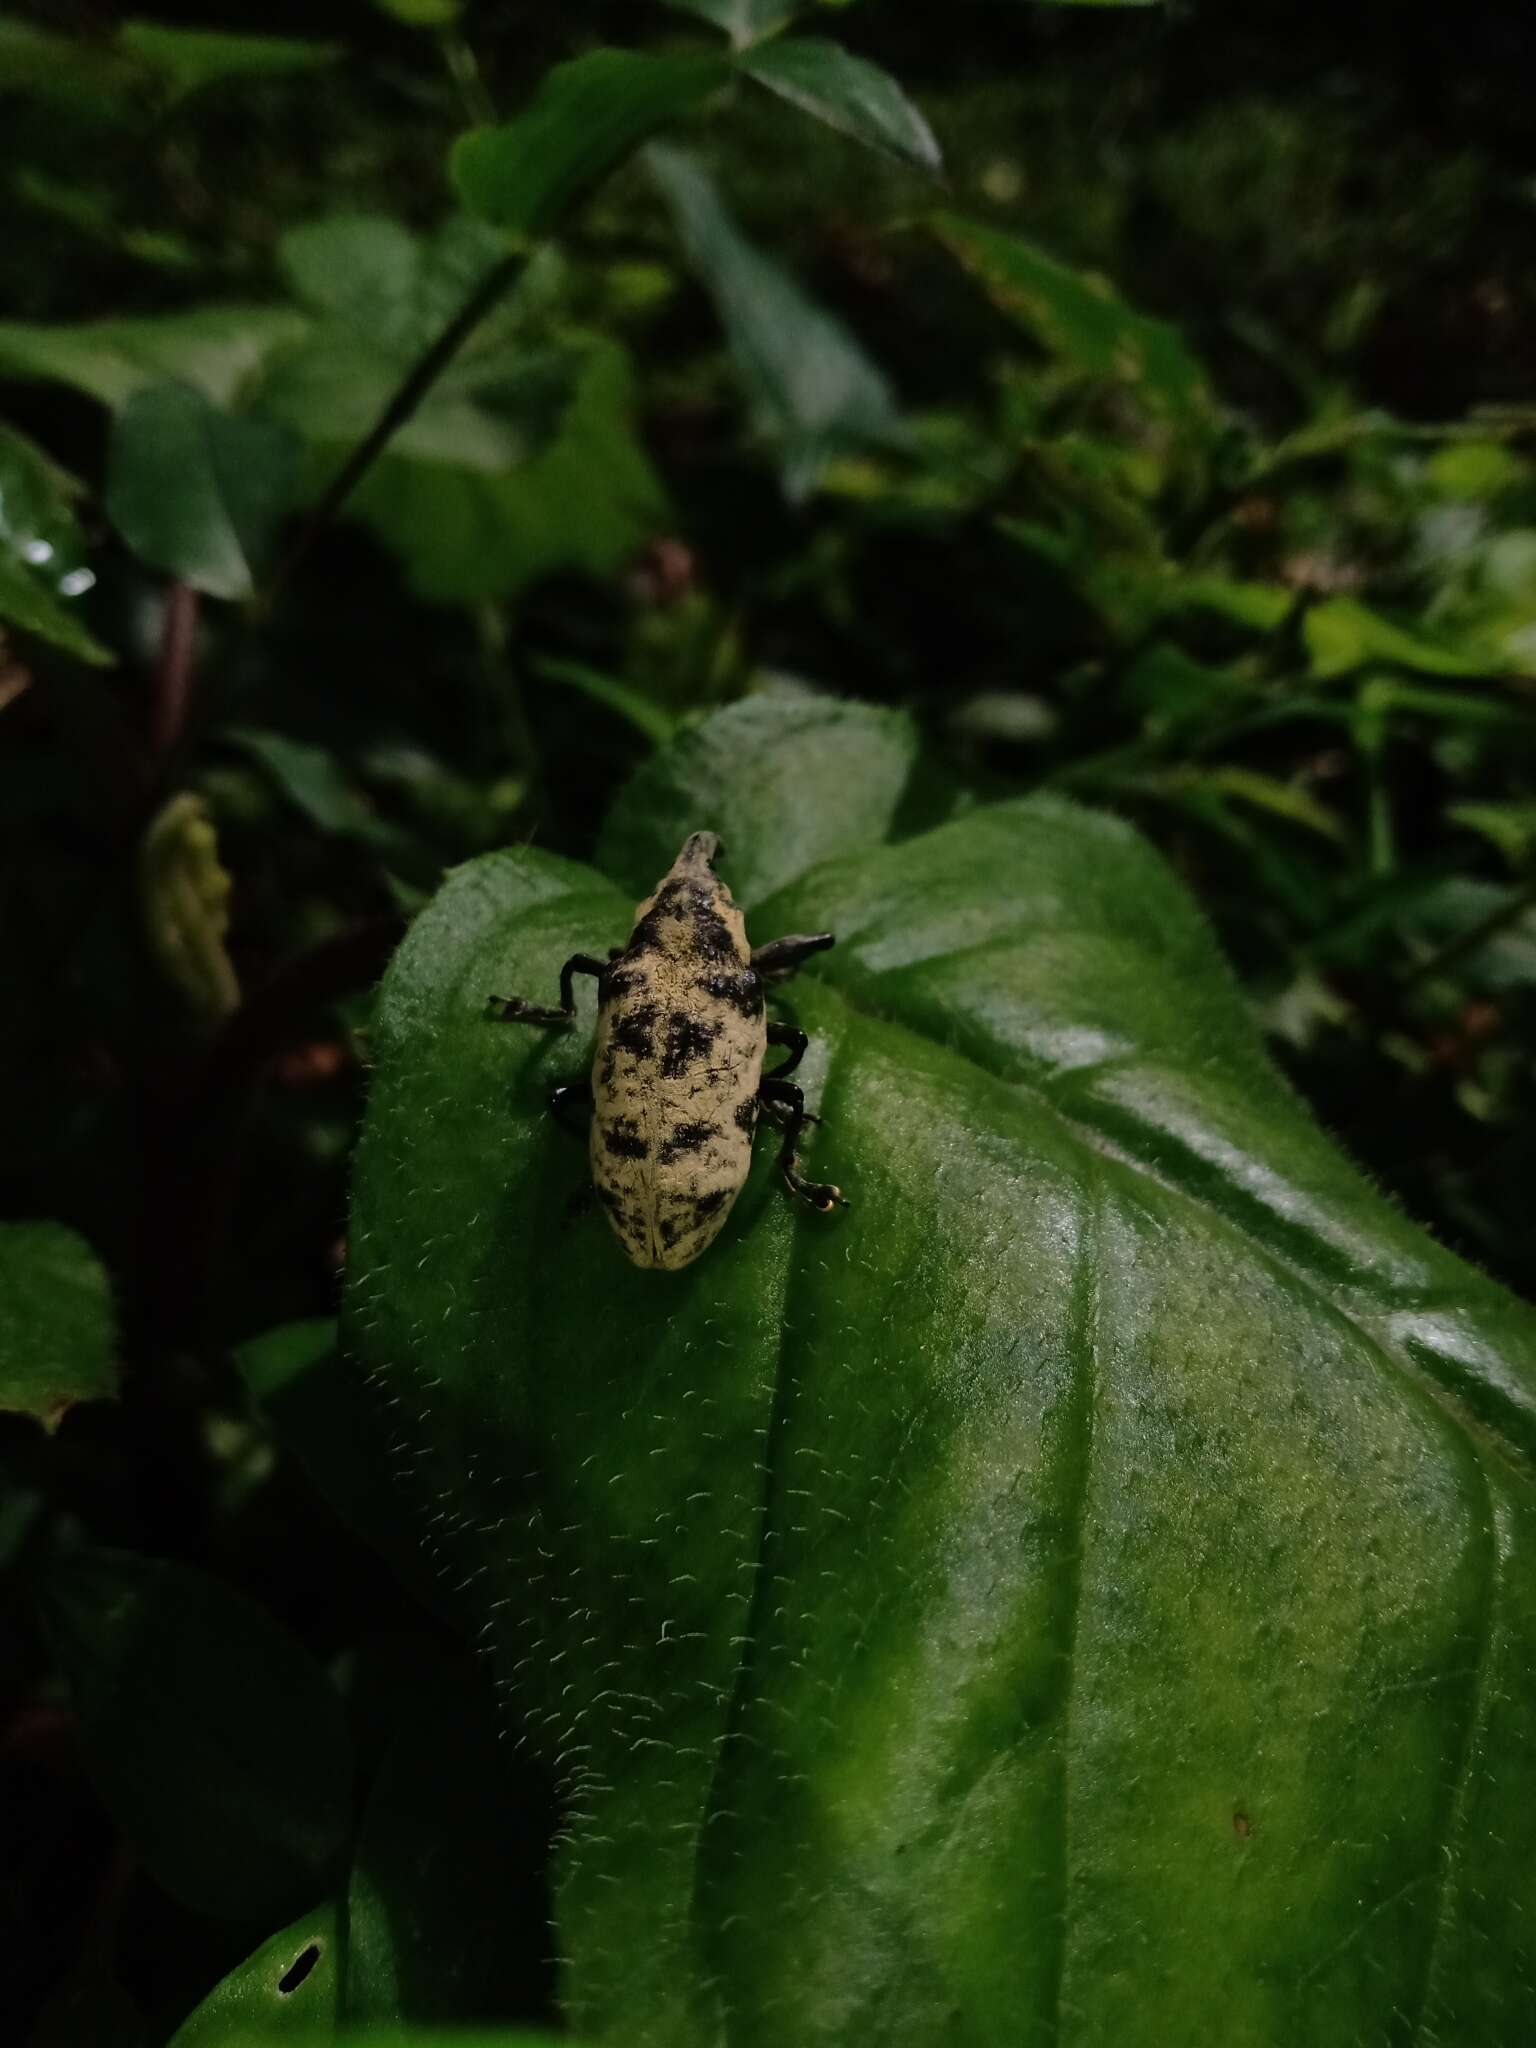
[488,830,844,1270]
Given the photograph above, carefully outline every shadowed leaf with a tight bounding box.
[0,1222,115,1431]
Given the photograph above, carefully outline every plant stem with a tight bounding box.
[262,250,527,610]
[152,581,199,754]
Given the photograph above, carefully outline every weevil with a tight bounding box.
[488,830,845,1271]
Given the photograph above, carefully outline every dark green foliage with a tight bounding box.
[38,1549,353,1922]
[3,3,1535,2043]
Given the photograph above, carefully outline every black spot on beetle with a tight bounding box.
[689,911,738,964]
[596,1183,643,1242]
[697,969,763,1017]
[734,1098,759,1134]
[602,967,640,1003]
[661,1011,719,1078]
[690,1187,729,1220]
[659,1120,718,1164]
[611,1003,657,1060]
[602,1117,649,1160]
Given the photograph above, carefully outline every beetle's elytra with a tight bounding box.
[489,831,845,1271]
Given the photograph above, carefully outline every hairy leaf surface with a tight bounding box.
[347,698,1536,2044]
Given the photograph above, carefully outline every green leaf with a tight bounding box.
[345,340,665,604]
[106,384,300,600]
[451,51,729,236]
[345,695,1536,2038]
[223,729,384,841]
[0,556,109,665]
[599,691,918,901]
[1448,801,1536,870]
[649,146,904,497]
[0,18,337,111]
[0,307,310,411]
[262,216,577,471]
[372,0,462,23]
[0,1221,115,1432]
[530,655,681,746]
[39,1548,353,1922]
[1304,595,1488,680]
[1181,764,1352,846]
[933,210,1212,422]
[741,38,942,171]
[0,423,112,663]
[1173,573,1294,632]
[168,1901,342,2042]
[115,21,340,102]
[251,214,661,603]
[664,0,800,48]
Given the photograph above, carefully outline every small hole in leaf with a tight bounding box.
[277,1942,322,1995]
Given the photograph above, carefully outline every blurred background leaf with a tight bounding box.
[0,1220,115,1430]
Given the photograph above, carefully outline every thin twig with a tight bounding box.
[262,250,527,610]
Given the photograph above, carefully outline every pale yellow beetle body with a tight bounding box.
[489,831,844,1271]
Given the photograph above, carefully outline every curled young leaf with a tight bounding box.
[139,791,240,1026]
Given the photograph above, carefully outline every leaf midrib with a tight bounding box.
[678,962,1503,2030]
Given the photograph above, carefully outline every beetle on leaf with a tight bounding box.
[489,830,845,1271]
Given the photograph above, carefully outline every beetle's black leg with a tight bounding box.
[758,1076,845,1213]
[549,1079,594,1138]
[764,1020,808,1080]
[750,932,835,983]
[488,953,607,1026]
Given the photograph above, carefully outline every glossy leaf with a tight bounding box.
[741,38,942,172]
[39,1548,353,1922]
[649,147,904,497]
[933,211,1212,422]
[452,52,729,236]
[664,0,799,47]
[106,384,300,600]
[347,696,1536,2041]
[0,423,112,664]
[0,1221,115,1431]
